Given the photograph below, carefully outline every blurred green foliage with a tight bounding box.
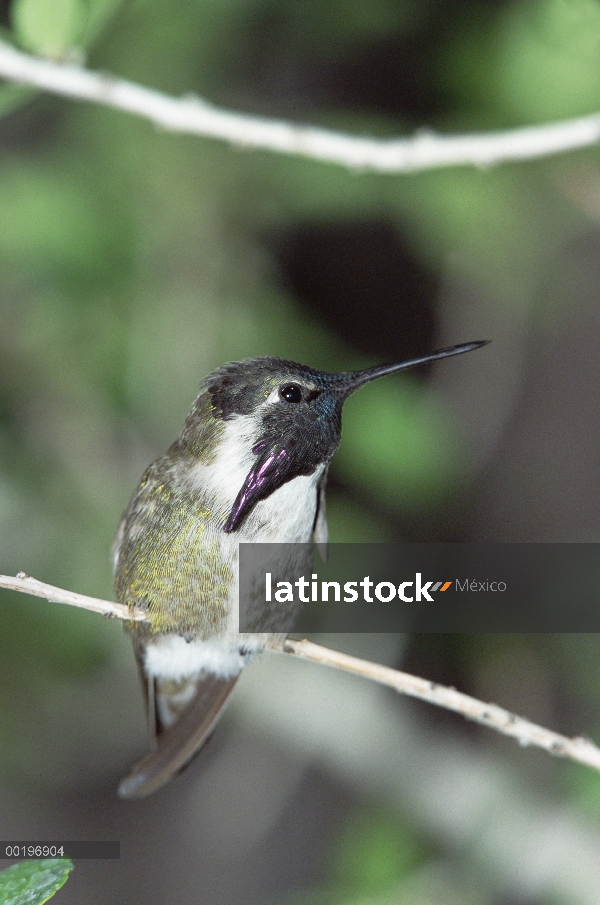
[279,807,425,905]
[1,1,600,903]
[328,807,423,900]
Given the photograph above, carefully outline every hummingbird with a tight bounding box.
[113,340,487,798]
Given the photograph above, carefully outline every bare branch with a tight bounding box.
[1,40,600,171]
[2,570,599,771]
[0,571,146,621]
[278,638,600,772]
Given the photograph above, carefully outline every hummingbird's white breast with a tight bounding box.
[144,412,325,680]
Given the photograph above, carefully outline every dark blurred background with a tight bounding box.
[2,0,600,902]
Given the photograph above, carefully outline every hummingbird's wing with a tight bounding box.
[118,666,240,799]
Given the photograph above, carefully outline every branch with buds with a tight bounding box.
[1,40,600,172]
[3,570,600,772]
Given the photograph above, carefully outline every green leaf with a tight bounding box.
[11,0,85,58]
[0,860,73,905]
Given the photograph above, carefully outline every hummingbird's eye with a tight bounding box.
[280,383,303,403]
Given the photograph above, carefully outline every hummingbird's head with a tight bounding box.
[190,342,488,534]
[202,358,343,532]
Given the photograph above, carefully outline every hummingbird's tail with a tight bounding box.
[118,671,240,799]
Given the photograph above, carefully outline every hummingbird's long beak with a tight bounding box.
[335,340,490,395]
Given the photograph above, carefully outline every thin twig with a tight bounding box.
[2,571,600,772]
[279,639,600,771]
[1,40,600,171]
[0,571,146,621]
